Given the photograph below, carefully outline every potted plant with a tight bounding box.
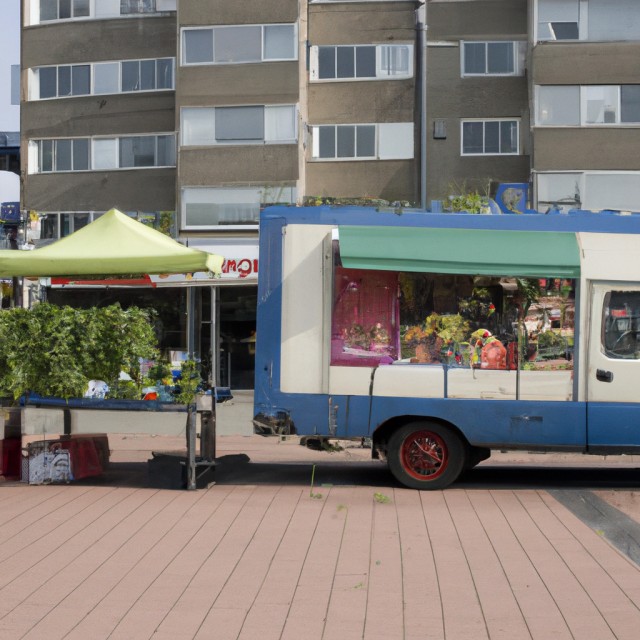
[342,323,370,351]
[403,313,470,363]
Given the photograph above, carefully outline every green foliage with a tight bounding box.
[445,180,491,214]
[0,303,158,401]
[303,196,415,209]
[515,278,541,317]
[428,313,470,344]
[173,358,202,406]
[145,359,173,384]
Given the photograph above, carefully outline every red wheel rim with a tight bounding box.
[400,430,448,481]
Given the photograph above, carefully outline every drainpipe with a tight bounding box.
[417,3,428,210]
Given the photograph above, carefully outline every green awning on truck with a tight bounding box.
[338,226,580,278]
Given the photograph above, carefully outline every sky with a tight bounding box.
[0,0,20,131]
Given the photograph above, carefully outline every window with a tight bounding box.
[461,120,518,155]
[37,65,90,98]
[622,86,640,123]
[603,291,640,359]
[32,0,175,24]
[180,106,297,146]
[535,172,640,212]
[462,42,524,76]
[536,85,640,126]
[310,44,413,81]
[30,134,176,173]
[311,123,413,160]
[585,86,618,124]
[40,0,90,21]
[537,0,580,41]
[33,59,174,100]
[537,0,640,42]
[182,185,297,228]
[181,24,297,65]
[536,86,580,125]
[120,0,156,14]
[330,260,575,382]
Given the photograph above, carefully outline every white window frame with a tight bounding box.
[29,58,175,101]
[180,23,298,67]
[535,0,586,42]
[29,0,176,25]
[29,134,176,174]
[310,123,414,161]
[180,105,298,147]
[534,171,640,212]
[460,119,520,156]
[309,43,414,82]
[460,41,524,77]
[535,85,640,126]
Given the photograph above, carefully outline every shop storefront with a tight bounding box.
[46,236,259,390]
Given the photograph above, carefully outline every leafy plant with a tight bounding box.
[0,303,158,401]
[173,358,202,406]
[445,180,491,214]
[145,359,173,385]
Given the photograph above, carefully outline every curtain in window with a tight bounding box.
[379,45,409,76]
[265,106,296,142]
[183,29,213,64]
[264,25,295,60]
[536,86,579,125]
[215,106,264,141]
[182,108,215,146]
[94,62,119,94]
[93,138,117,170]
[214,26,261,63]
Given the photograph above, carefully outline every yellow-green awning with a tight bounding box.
[338,226,580,278]
[0,208,224,277]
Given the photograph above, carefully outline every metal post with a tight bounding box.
[186,287,197,490]
[418,5,428,210]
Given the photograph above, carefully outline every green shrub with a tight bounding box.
[0,303,158,400]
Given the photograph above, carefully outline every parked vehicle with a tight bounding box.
[254,205,640,489]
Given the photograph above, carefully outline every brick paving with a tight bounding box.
[1,435,640,639]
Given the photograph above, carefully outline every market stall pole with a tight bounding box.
[186,287,197,490]
[0,208,224,490]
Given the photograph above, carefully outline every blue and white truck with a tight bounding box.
[254,205,640,489]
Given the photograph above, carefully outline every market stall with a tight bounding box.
[0,208,224,489]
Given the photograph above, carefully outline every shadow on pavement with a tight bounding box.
[83,455,640,492]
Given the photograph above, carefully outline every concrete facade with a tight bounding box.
[425,0,530,203]
[21,15,177,213]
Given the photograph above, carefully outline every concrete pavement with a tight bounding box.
[2,417,640,638]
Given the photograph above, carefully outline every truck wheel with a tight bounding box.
[387,422,467,490]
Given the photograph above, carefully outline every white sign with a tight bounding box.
[150,238,259,286]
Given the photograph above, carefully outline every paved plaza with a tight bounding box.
[2,400,640,639]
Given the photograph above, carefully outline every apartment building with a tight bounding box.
[425,0,640,213]
[531,0,640,211]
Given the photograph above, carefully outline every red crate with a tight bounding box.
[0,438,22,479]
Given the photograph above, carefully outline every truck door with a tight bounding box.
[587,283,640,449]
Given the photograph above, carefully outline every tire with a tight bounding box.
[387,421,467,490]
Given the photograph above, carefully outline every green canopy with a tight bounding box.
[0,208,224,277]
[339,226,580,278]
